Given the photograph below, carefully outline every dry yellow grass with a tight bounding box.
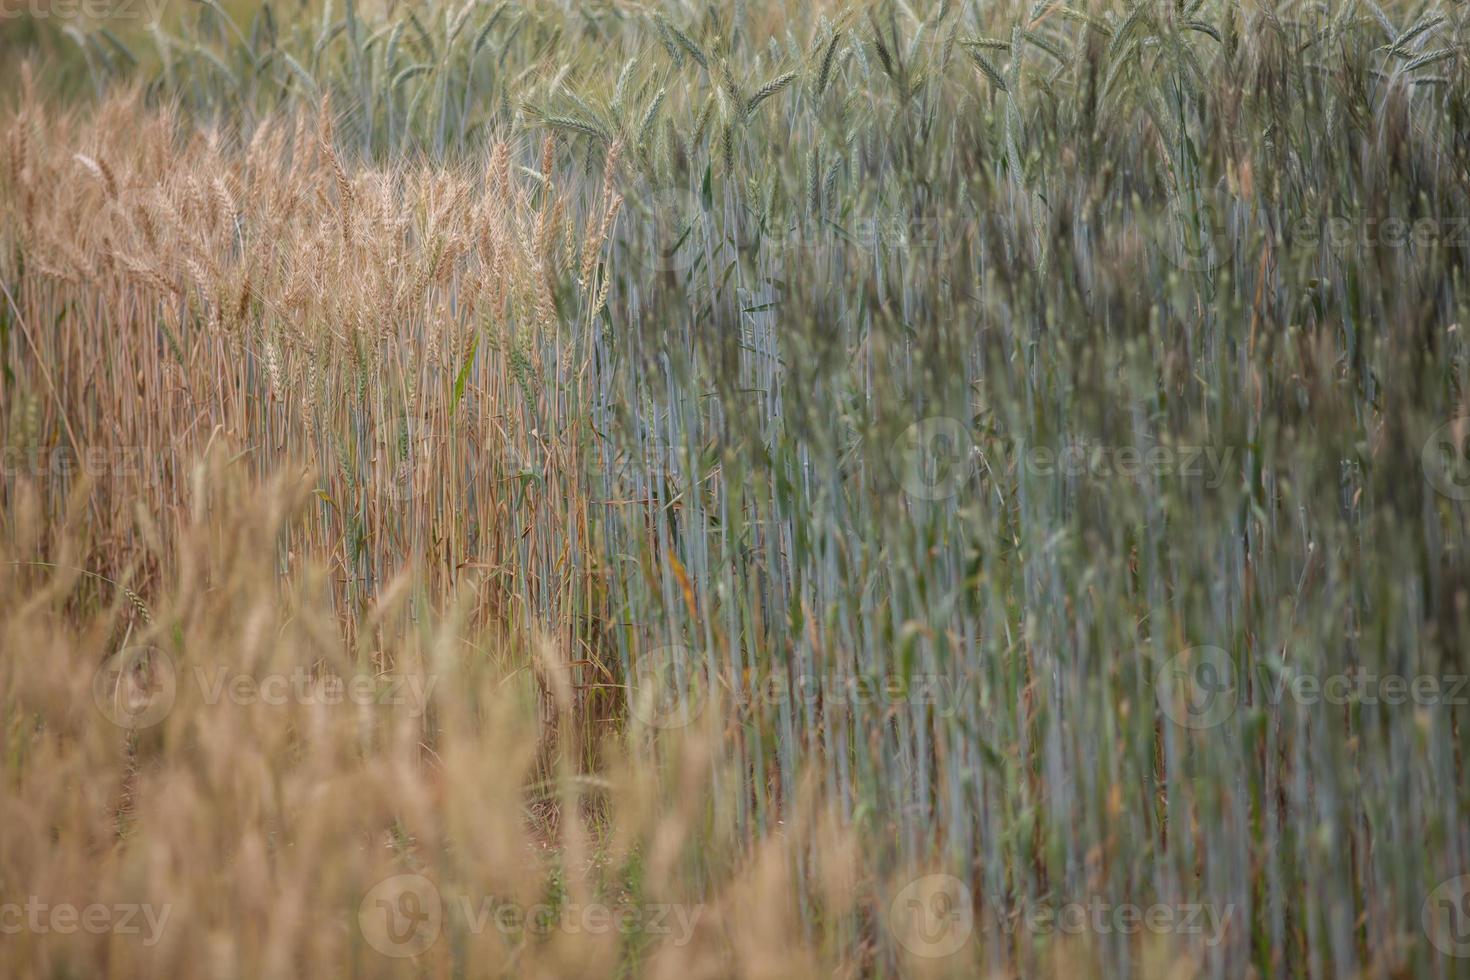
[0,459,867,979]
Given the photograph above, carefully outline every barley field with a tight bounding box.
[2,0,1469,977]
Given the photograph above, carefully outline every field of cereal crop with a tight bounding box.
[2,1,1469,976]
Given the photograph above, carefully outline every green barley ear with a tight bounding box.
[471,2,505,55]
[1022,29,1067,63]
[717,58,744,112]
[746,71,797,117]
[939,24,958,73]
[1110,4,1147,61]
[1101,38,1139,100]
[657,13,709,71]
[964,35,1011,52]
[851,32,870,78]
[1004,26,1024,186]
[693,94,716,147]
[966,45,1008,93]
[611,59,636,121]
[544,115,611,145]
[638,89,667,151]
[652,16,684,67]
[806,145,820,216]
[721,123,735,173]
[560,87,604,129]
[869,11,895,79]
[822,159,842,218]
[1056,5,1112,36]
[816,31,842,98]
[1386,13,1445,57]
[1405,48,1456,73]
